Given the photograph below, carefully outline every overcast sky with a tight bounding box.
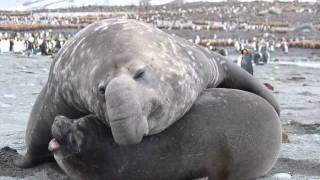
[0,0,317,10]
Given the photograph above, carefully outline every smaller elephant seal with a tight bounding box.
[49,89,281,180]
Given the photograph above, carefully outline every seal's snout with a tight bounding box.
[52,115,73,142]
[48,138,60,151]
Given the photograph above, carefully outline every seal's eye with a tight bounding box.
[134,69,145,80]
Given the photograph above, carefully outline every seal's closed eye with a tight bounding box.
[134,68,146,80]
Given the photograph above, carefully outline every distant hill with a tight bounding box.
[19,0,175,10]
[21,0,117,10]
[17,0,320,11]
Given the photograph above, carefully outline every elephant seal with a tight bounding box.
[49,89,281,180]
[15,19,279,168]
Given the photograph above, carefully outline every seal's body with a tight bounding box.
[15,19,279,168]
[50,89,281,180]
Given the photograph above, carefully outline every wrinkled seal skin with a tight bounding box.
[15,19,279,168]
[50,89,281,180]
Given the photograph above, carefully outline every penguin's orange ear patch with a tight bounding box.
[241,49,249,55]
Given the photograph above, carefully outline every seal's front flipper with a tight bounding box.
[217,59,280,115]
[18,83,85,168]
[14,152,54,168]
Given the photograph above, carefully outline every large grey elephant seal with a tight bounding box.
[15,19,279,168]
[49,89,281,180]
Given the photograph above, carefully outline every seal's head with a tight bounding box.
[49,115,107,179]
[80,20,195,146]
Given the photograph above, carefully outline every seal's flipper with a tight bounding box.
[16,84,85,168]
[215,57,280,115]
[14,153,54,168]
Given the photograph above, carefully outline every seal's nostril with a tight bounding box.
[98,86,106,95]
[98,81,107,96]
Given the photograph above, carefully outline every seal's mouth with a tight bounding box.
[48,138,60,152]
[49,137,81,161]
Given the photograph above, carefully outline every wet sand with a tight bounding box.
[0,48,319,179]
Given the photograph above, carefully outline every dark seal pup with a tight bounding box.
[15,19,279,168]
[49,89,281,180]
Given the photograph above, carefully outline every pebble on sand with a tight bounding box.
[0,102,11,108]
[271,173,292,179]
[3,94,16,99]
